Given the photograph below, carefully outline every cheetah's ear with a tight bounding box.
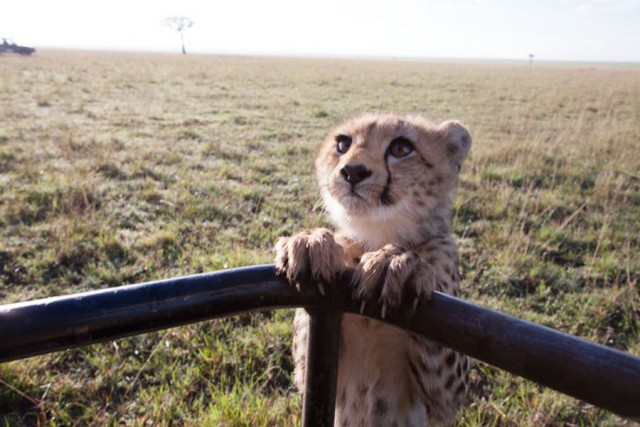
[438,120,472,172]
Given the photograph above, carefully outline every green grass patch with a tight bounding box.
[0,51,638,425]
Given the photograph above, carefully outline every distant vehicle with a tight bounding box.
[0,38,35,55]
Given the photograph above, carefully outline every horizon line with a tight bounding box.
[21,46,640,68]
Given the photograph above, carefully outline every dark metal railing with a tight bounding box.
[1,264,639,424]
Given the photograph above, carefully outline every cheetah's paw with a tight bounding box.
[351,244,437,318]
[274,228,347,294]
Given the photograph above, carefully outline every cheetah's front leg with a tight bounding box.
[274,228,348,391]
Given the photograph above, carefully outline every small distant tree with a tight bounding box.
[164,16,194,55]
[529,54,535,66]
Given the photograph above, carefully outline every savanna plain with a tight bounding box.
[0,50,638,426]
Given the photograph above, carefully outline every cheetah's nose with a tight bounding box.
[340,164,372,185]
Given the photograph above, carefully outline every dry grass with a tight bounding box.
[0,50,638,425]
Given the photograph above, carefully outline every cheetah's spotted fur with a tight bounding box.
[275,114,472,426]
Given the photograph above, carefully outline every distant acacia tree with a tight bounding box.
[164,16,194,55]
[529,54,535,66]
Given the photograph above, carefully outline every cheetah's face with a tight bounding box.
[315,114,471,223]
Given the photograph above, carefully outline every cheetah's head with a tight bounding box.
[315,114,471,247]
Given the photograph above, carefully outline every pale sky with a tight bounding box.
[2,0,639,62]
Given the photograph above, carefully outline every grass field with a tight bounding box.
[0,50,638,426]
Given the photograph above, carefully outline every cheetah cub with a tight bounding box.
[274,114,472,426]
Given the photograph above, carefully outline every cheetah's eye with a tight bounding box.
[336,135,352,154]
[387,137,415,158]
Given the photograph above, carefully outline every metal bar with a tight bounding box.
[355,292,640,422]
[1,264,639,419]
[302,308,342,427]
[0,265,322,362]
